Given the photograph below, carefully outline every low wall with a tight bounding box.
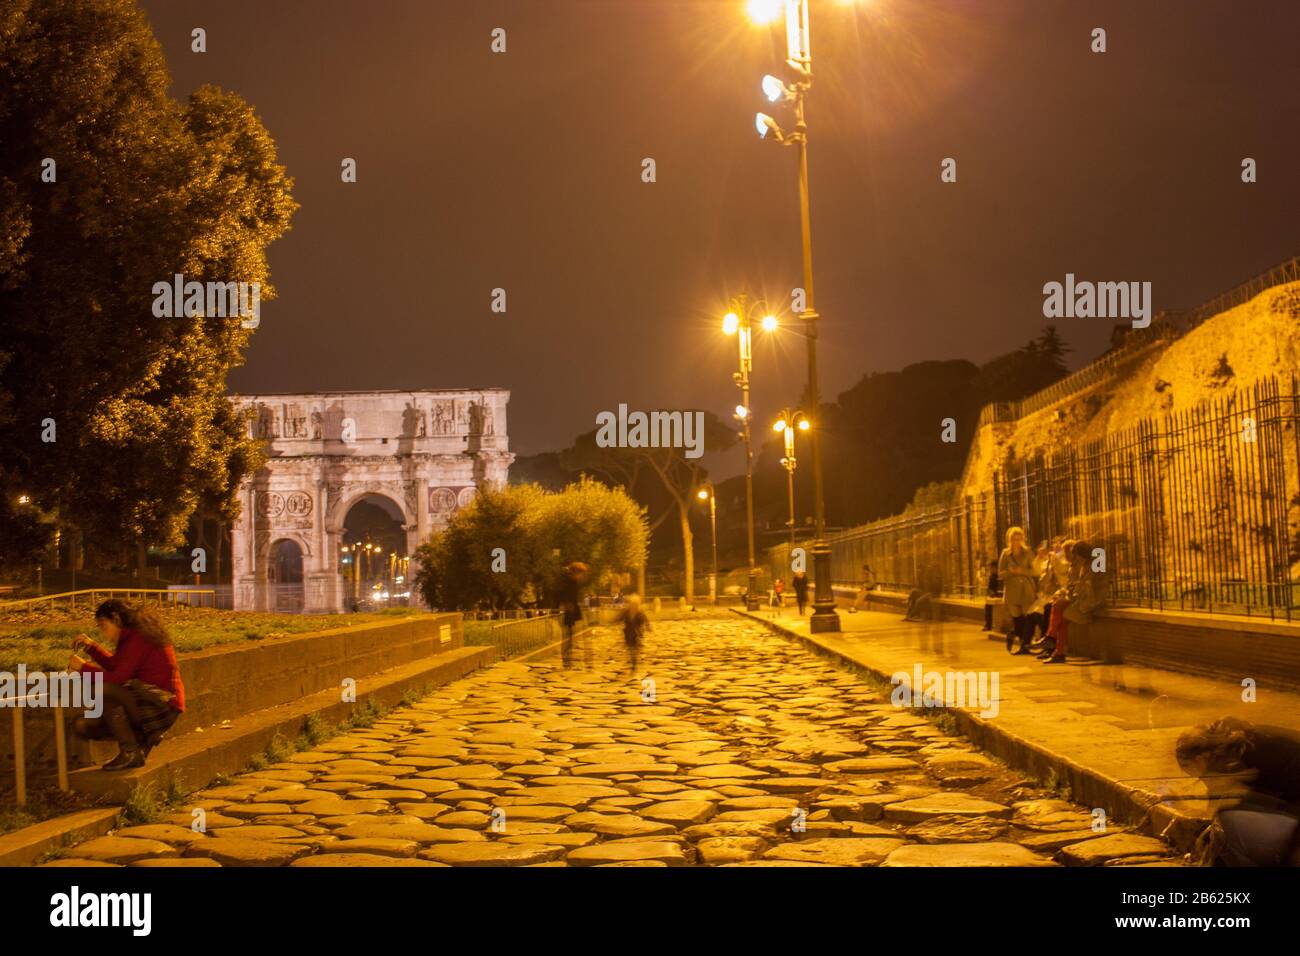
[832,585,1300,691]
[2,612,465,784]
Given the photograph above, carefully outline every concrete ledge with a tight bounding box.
[5,611,467,781]
[0,808,119,868]
[68,644,493,803]
[831,586,1300,692]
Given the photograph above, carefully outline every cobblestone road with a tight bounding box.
[50,617,1182,867]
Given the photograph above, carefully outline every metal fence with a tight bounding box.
[817,496,990,599]
[462,612,563,658]
[994,374,1300,619]
[0,587,218,613]
[821,374,1300,621]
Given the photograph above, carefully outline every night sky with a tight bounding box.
[141,0,1300,463]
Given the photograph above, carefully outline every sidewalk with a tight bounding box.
[739,603,1300,852]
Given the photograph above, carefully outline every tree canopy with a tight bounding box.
[0,0,296,570]
[414,479,648,611]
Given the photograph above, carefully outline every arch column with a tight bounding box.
[305,479,344,614]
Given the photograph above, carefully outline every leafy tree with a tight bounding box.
[413,484,545,611]
[0,0,295,568]
[559,413,736,604]
[414,479,647,611]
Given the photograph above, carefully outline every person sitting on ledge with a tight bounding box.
[70,599,186,771]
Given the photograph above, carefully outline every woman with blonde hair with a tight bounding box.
[998,526,1037,654]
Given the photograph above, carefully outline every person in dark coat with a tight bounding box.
[791,570,810,616]
[556,561,590,668]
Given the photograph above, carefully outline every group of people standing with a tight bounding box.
[992,527,1103,663]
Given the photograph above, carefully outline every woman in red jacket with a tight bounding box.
[70,600,186,771]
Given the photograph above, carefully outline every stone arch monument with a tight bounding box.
[228,388,512,612]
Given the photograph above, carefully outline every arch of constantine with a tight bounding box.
[228,388,512,613]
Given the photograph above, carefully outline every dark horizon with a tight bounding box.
[141,0,1300,459]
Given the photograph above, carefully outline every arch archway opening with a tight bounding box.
[341,494,410,610]
[268,538,304,612]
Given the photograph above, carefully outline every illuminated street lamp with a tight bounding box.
[696,484,719,605]
[722,293,779,610]
[773,410,810,546]
[750,0,843,632]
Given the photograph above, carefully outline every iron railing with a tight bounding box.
[462,612,563,658]
[810,496,991,600]
[994,374,1299,620]
[817,374,1300,621]
[0,588,217,613]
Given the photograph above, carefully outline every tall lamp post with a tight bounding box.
[696,483,718,605]
[723,295,778,611]
[772,410,808,547]
[751,0,842,632]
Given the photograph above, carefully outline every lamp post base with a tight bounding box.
[809,540,841,632]
[809,605,841,632]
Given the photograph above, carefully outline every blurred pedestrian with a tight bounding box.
[1044,540,1101,663]
[850,563,876,613]
[618,593,650,674]
[792,570,810,616]
[1178,718,1300,866]
[557,561,591,668]
[982,560,1001,631]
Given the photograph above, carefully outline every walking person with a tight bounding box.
[998,526,1037,654]
[556,561,591,669]
[617,593,650,674]
[792,569,810,616]
[70,600,186,771]
[849,563,876,613]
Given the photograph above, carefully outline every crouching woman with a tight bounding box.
[70,599,186,771]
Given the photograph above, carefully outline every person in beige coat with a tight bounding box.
[998,526,1037,654]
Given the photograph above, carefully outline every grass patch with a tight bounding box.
[0,786,109,838]
[119,772,187,826]
[0,605,433,671]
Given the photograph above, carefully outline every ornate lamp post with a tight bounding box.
[722,295,778,611]
[772,410,809,547]
[751,0,843,632]
[696,483,719,605]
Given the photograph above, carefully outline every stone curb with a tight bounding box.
[0,808,121,868]
[732,608,1204,853]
